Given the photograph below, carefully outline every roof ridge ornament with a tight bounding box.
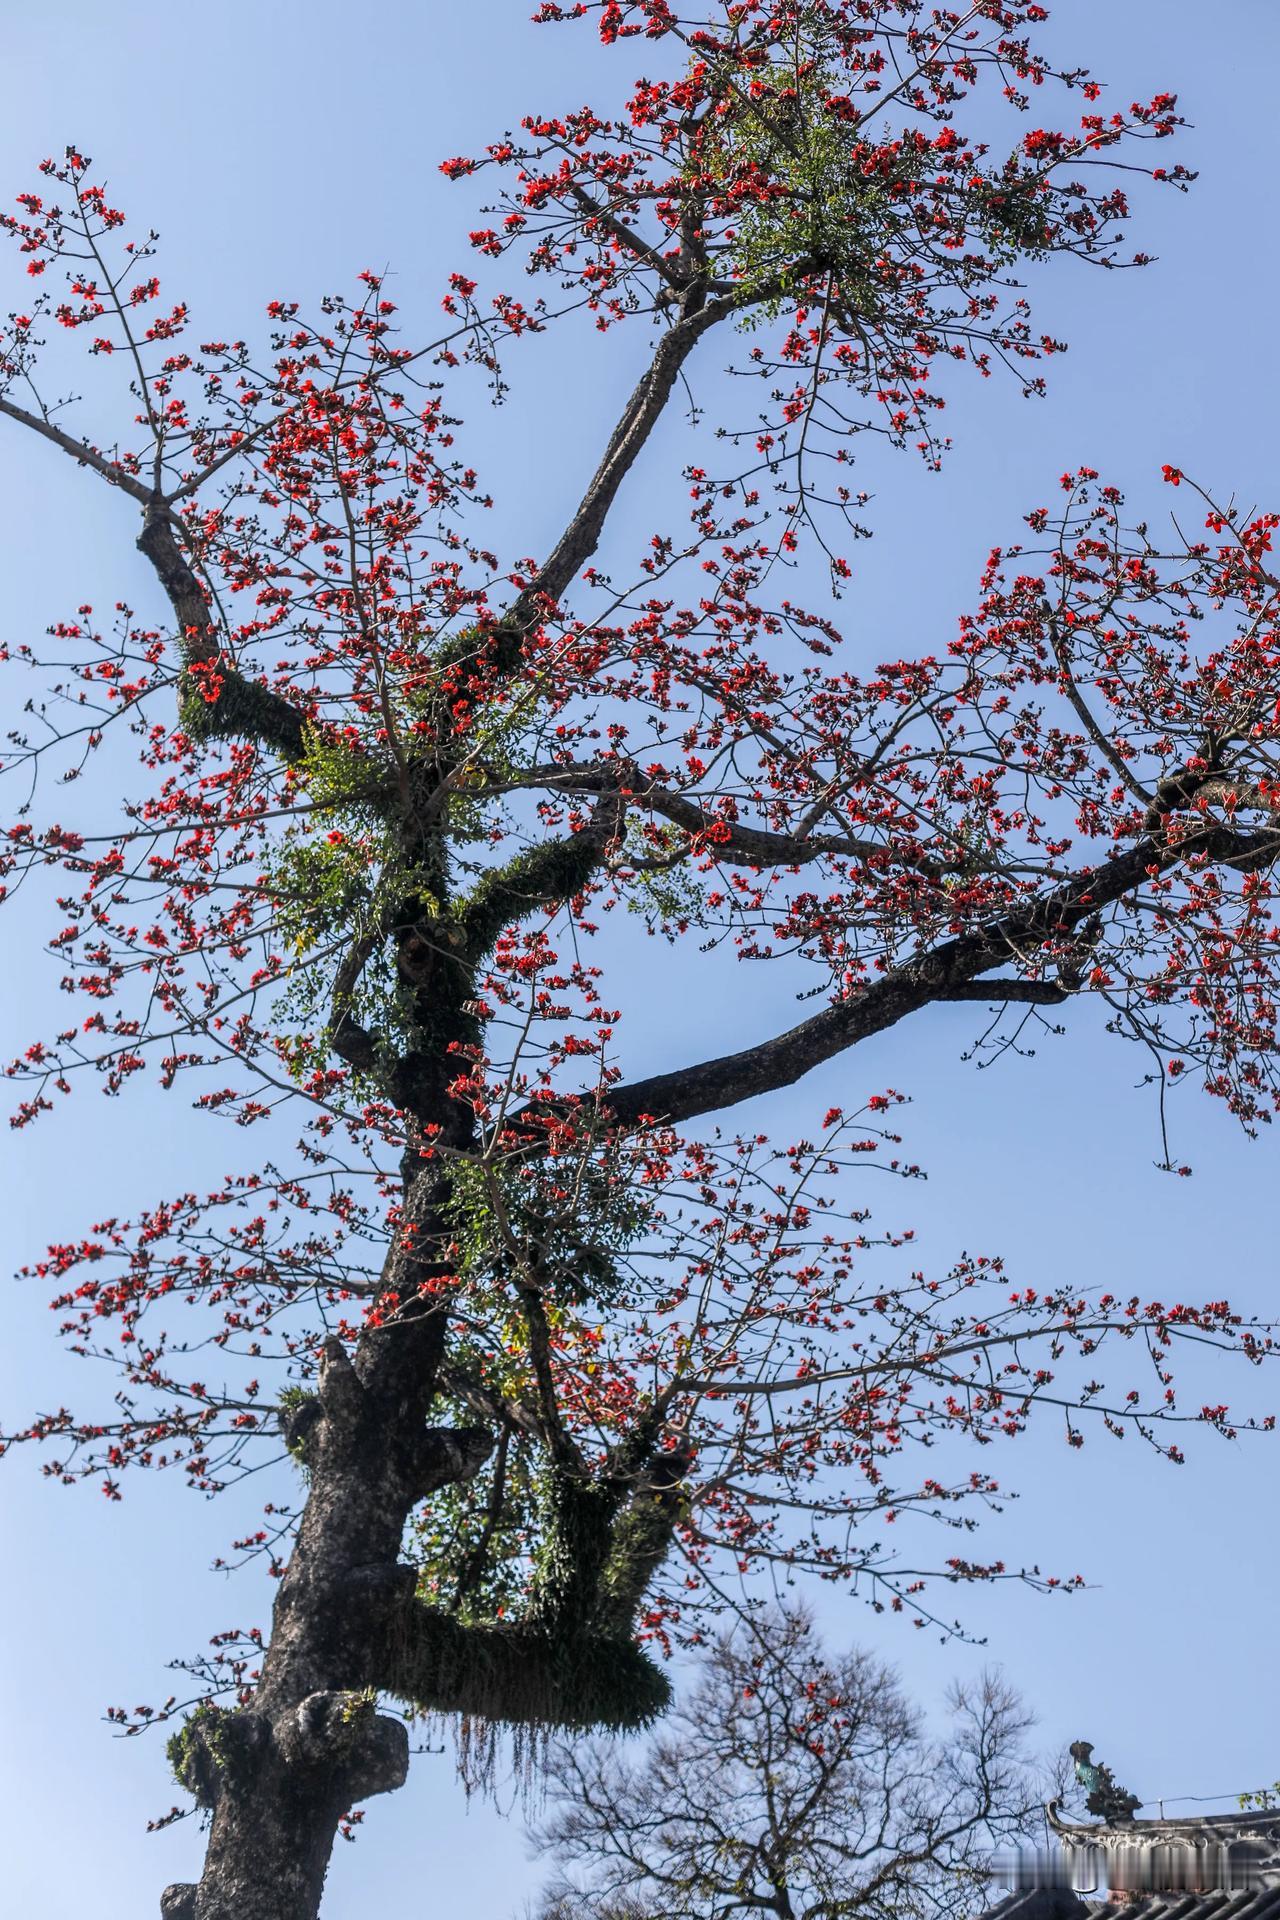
[1069,1742,1143,1825]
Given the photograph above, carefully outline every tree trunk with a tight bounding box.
[162,1179,492,1920]
[165,1783,352,1920]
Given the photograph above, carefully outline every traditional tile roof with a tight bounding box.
[984,1885,1280,1920]
[980,1806,1280,1920]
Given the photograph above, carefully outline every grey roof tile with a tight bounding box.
[981,1886,1280,1920]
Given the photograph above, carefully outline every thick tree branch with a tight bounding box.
[454,785,625,960]
[136,504,307,760]
[559,176,690,293]
[599,825,1277,1129]
[515,301,734,617]
[0,394,310,761]
[0,391,153,500]
[436,1364,547,1448]
[506,761,944,877]
[937,979,1069,1005]
[511,251,829,627]
[516,1266,583,1471]
[592,1443,693,1638]
[1145,774,1280,834]
[374,1597,671,1731]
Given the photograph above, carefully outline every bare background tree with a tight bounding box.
[530,1606,1035,1920]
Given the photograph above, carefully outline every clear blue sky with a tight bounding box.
[2,4,1278,1915]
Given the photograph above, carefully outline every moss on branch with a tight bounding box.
[178,666,306,761]
[527,1467,619,1635]
[382,1603,669,1732]
[593,1484,689,1638]
[453,826,610,963]
[167,1704,268,1808]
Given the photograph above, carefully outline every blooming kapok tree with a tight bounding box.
[1,5,1277,1918]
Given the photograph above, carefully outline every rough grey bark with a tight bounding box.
[161,1225,486,1920]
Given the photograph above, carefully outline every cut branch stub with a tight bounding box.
[402,1423,494,1502]
[167,1705,272,1810]
[277,1692,409,1803]
[168,1693,407,1815]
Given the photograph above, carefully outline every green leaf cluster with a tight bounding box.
[692,49,929,323]
[690,18,1056,327]
[620,824,710,940]
[413,1440,541,1625]
[449,1146,649,1309]
[262,725,440,1081]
